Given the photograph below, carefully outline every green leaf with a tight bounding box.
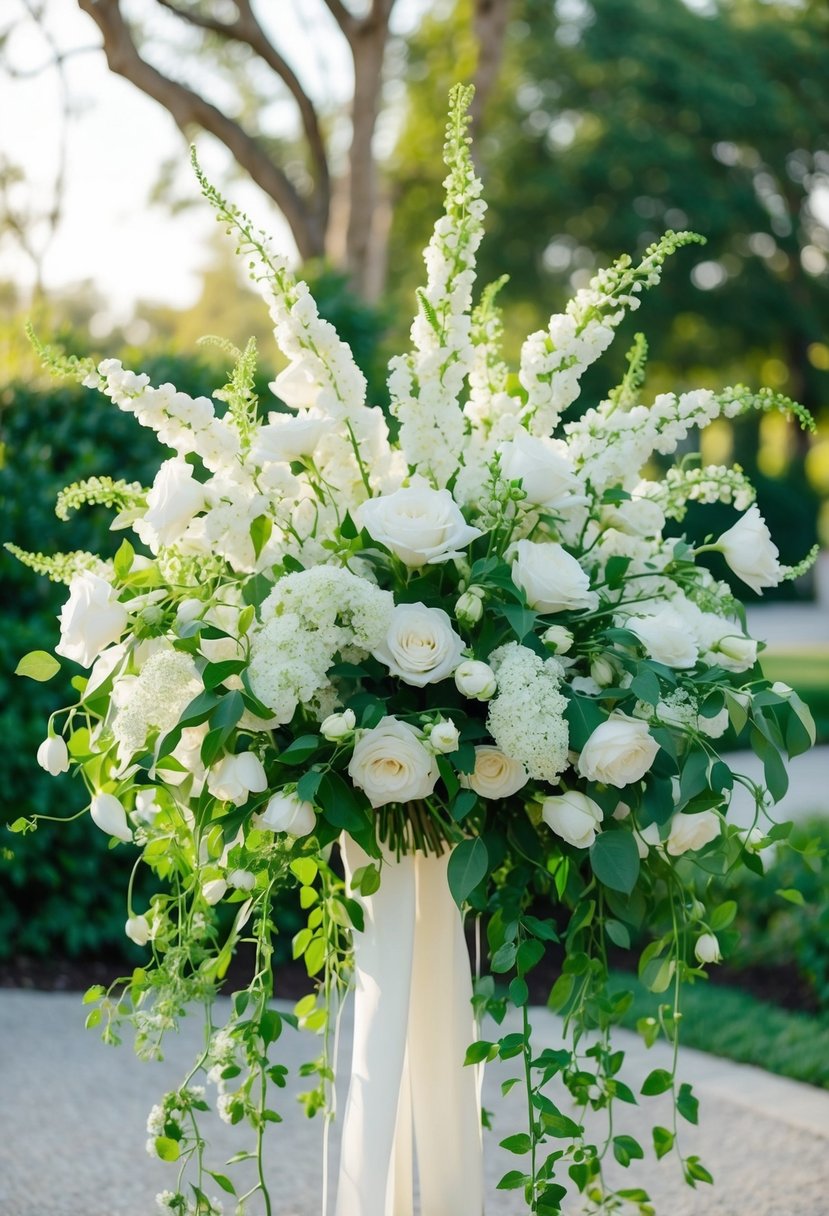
[259,1009,282,1046]
[613,1134,644,1167]
[250,513,273,560]
[113,538,135,579]
[652,1126,675,1159]
[464,1040,498,1065]
[207,1172,236,1196]
[641,1068,673,1096]
[590,831,640,894]
[491,941,517,973]
[631,668,661,706]
[202,659,246,691]
[278,734,320,765]
[776,886,805,906]
[497,1170,529,1191]
[547,972,574,1012]
[605,918,631,949]
[509,977,529,1006]
[296,769,323,803]
[500,1133,533,1155]
[677,1081,699,1124]
[451,788,478,822]
[709,899,737,930]
[447,837,488,907]
[15,650,61,681]
[82,985,105,1004]
[318,772,370,833]
[155,1137,180,1162]
[291,857,318,886]
[685,1155,713,1184]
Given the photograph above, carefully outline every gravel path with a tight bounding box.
[1,991,827,1216]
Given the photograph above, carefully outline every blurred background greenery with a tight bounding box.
[1,0,827,1050]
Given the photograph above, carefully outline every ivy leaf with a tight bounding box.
[652,1126,675,1159]
[590,831,640,894]
[447,837,488,907]
[640,1068,673,1096]
[612,1134,644,1167]
[15,650,60,681]
[154,1137,180,1162]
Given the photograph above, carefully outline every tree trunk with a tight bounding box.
[346,14,391,302]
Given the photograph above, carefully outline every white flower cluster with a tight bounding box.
[643,463,756,521]
[111,649,202,760]
[486,642,569,783]
[248,567,394,721]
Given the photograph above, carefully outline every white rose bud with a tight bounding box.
[372,602,465,687]
[228,869,256,891]
[713,633,758,673]
[202,878,228,905]
[542,625,574,655]
[321,709,357,742]
[454,659,497,701]
[90,792,133,842]
[347,716,438,808]
[666,809,721,856]
[694,933,722,965]
[36,734,70,776]
[125,915,151,947]
[207,753,268,806]
[429,721,461,754]
[256,792,316,837]
[56,571,128,668]
[541,791,603,849]
[715,505,782,595]
[465,746,527,800]
[590,656,616,687]
[356,484,482,567]
[511,539,598,614]
[455,589,484,626]
[577,714,660,788]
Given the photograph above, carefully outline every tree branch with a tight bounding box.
[470,0,511,136]
[321,0,357,44]
[77,0,325,260]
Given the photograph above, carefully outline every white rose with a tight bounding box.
[125,915,151,946]
[590,656,616,687]
[357,485,482,567]
[455,588,484,625]
[256,792,316,837]
[499,430,585,509]
[372,602,464,687]
[270,359,320,409]
[666,809,721,856]
[429,721,461,754]
[541,790,603,849]
[716,505,782,595]
[36,735,69,776]
[465,746,527,799]
[542,625,574,655]
[321,709,356,742]
[90,792,132,842]
[697,708,729,739]
[603,497,665,537]
[207,753,268,806]
[250,412,331,463]
[347,717,438,808]
[454,660,497,701]
[711,633,758,673]
[511,539,598,614]
[135,458,204,549]
[577,714,660,788]
[694,932,722,964]
[627,608,699,669]
[56,572,128,668]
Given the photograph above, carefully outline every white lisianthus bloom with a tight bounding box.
[429,720,461,754]
[372,603,464,687]
[454,659,497,700]
[627,608,699,669]
[666,809,721,856]
[541,791,603,849]
[465,746,527,799]
[250,412,331,463]
[712,633,758,673]
[499,430,585,509]
[90,792,132,842]
[256,792,316,837]
[694,932,722,964]
[207,753,268,806]
[135,457,204,549]
[125,915,151,946]
[56,572,128,668]
[578,714,660,788]
[715,505,782,594]
[542,625,574,655]
[356,484,482,567]
[347,717,438,808]
[321,709,356,742]
[36,735,69,776]
[270,359,320,409]
[511,539,598,614]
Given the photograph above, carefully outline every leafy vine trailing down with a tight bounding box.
[8,83,819,1216]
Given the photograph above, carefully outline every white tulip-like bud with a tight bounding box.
[228,869,256,891]
[542,625,574,655]
[36,734,70,776]
[429,720,461,754]
[202,878,228,906]
[256,792,316,837]
[321,709,357,742]
[454,660,497,701]
[125,915,151,946]
[90,792,132,842]
[590,656,616,687]
[694,933,722,965]
[455,589,484,626]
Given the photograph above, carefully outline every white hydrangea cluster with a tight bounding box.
[642,464,756,521]
[389,85,486,487]
[486,642,569,783]
[249,567,394,721]
[111,649,202,760]
[635,688,729,740]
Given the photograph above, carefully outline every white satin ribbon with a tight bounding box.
[335,837,484,1216]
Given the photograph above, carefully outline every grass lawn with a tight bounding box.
[608,971,829,1089]
[761,646,829,743]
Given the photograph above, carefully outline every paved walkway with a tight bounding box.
[1,991,827,1215]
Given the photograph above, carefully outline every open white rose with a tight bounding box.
[250,412,331,463]
[578,714,659,788]
[270,359,320,409]
[207,752,268,805]
[541,790,603,848]
[372,602,464,687]
[36,735,69,776]
[627,608,699,669]
[666,809,721,856]
[716,505,782,594]
[511,539,598,614]
[348,716,438,808]
[256,792,316,837]
[135,458,204,550]
[90,792,132,842]
[56,572,128,668]
[357,484,482,567]
[499,430,585,509]
[465,746,527,800]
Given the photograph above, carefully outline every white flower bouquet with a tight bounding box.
[10,85,818,1214]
